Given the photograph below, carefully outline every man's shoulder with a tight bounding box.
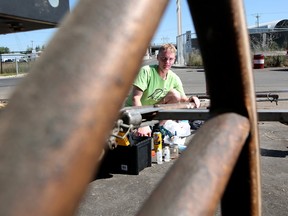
[141,64,157,71]
[167,69,178,77]
[140,65,158,76]
[168,70,181,81]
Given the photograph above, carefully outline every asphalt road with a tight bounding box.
[0,66,287,216]
[0,76,23,99]
[76,66,288,216]
[171,66,288,95]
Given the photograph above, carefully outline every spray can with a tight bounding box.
[153,131,162,152]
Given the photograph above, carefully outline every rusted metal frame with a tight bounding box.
[187,0,261,215]
[119,102,196,128]
[256,109,288,122]
[0,0,169,215]
[120,109,288,132]
[137,113,250,216]
[194,93,279,101]
[155,109,288,122]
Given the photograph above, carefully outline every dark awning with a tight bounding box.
[0,0,69,34]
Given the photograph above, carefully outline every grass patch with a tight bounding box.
[187,52,203,67]
[0,61,34,75]
[264,55,288,67]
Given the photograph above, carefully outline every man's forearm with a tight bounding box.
[132,97,142,106]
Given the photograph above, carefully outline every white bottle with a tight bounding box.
[156,149,163,164]
[164,146,171,162]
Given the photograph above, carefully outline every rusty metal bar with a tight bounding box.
[137,113,250,216]
[155,109,288,122]
[0,1,264,216]
[196,94,280,104]
[187,0,261,215]
[0,0,169,215]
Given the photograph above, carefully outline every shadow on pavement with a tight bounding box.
[270,68,288,72]
[260,148,288,158]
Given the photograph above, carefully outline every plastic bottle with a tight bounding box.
[170,144,179,159]
[156,149,163,164]
[163,146,171,162]
[170,131,179,159]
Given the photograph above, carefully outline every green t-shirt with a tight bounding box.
[125,65,186,106]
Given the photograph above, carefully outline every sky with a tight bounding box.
[1,0,288,52]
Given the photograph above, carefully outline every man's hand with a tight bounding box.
[135,126,152,137]
[189,96,201,108]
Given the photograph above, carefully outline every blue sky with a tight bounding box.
[1,0,288,51]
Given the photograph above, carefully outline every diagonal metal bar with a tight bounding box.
[137,113,250,216]
[187,0,261,215]
[0,0,169,215]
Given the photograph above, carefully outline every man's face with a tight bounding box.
[157,50,175,72]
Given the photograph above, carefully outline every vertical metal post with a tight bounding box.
[176,0,182,36]
[0,54,2,74]
[187,0,261,215]
[15,58,18,75]
[176,0,184,65]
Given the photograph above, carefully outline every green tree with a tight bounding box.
[0,47,10,54]
[26,46,32,52]
[35,45,41,52]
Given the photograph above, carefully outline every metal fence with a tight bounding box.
[176,30,198,65]
[0,53,37,74]
[176,28,288,66]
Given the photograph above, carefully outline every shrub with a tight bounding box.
[187,52,203,67]
[264,55,288,67]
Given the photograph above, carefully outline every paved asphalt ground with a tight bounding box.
[74,66,288,216]
[0,66,285,215]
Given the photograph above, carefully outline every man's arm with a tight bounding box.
[189,96,201,108]
[131,86,152,136]
[131,86,144,106]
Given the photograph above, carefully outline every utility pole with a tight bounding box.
[252,13,261,28]
[176,0,184,65]
[176,0,182,36]
[256,13,260,28]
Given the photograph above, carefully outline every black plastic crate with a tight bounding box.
[100,136,152,175]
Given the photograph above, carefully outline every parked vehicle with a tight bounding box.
[18,58,28,62]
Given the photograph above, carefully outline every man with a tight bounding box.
[125,43,200,136]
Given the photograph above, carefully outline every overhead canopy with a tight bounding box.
[274,19,288,29]
[0,0,69,34]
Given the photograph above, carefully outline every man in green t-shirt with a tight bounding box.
[125,43,200,136]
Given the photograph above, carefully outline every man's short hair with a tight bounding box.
[159,43,177,54]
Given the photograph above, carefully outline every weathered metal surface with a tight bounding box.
[155,109,288,122]
[137,113,250,216]
[0,0,69,34]
[0,0,169,215]
[187,0,261,215]
[0,0,264,215]
[196,93,280,104]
